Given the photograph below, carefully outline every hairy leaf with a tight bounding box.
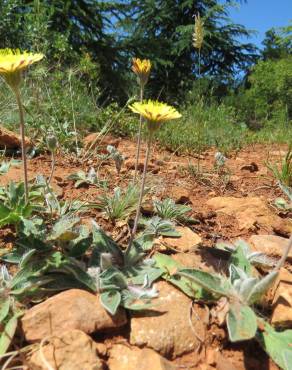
[0,313,19,355]
[256,320,292,370]
[227,304,257,342]
[154,253,214,300]
[229,241,252,275]
[0,298,10,323]
[178,268,230,296]
[91,223,123,266]
[247,271,278,304]
[100,290,121,315]
[124,240,145,267]
[48,216,80,242]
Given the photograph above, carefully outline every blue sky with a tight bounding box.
[227,0,291,48]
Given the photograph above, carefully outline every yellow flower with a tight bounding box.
[0,49,44,89]
[193,14,204,50]
[132,58,151,86]
[129,100,181,132]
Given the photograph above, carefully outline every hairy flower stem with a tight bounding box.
[129,133,152,244]
[48,151,55,186]
[197,49,202,170]
[275,233,292,271]
[134,84,144,182]
[14,88,29,202]
[198,49,201,81]
[68,72,79,155]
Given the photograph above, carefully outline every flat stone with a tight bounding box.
[51,182,64,198]
[160,226,202,252]
[248,235,292,261]
[271,268,292,327]
[0,124,32,149]
[83,133,120,153]
[21,289,127,343]
[171,252,216,273]
[108,344,175,370]
[216,352,239,370]
[29,330,103,370]
[125,159,155,172]
[207,196,292,232]
[168,186,191,204]
[130,281,207,359]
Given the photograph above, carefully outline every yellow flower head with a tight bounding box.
[132,58,151,86]
[129,100,181,132]
[193,14,204,50]
[0,49,44,89]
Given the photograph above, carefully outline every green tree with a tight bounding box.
[0,0,258,103]
[0,0,127,100]
[240,56,292,125]
[262,22,292,60]
[113,0,257,100]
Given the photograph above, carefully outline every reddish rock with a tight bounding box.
[171,252,216,273]
[248,234,292,261]
[168,186,191,204]
[271,268,292,327]
[21,289,127,342]
[28,330,104,370]
[125,159,156,172]
[159,226,202,252]
[51,182,64,198]
[130,281,207,358]
[108,344,175,370]
[216,352,238,370]
[0,124,32,149]
[207,196,292,232]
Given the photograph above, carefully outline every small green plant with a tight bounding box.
[274,197,292,211]
[214,151,227,169]
[1,220,163,316]
[0,159,21,176]
[1,222,96,302]
[68,168,107,189]
[140,216,180,238]
[92,184,140,222]
[88,224,163,314]
[45,193,88,218]
[153,198,194,224]
[0,266,22,356]
[156,252,278,338]
[130,216,180,251]
[214,151,232,189]
[0,181,44,228]
[274,182,292,211]
[267,146,292,187]
[186,162,212,186]
[154,236,292,369]
[216,239,277,268]
[106,145,124,174]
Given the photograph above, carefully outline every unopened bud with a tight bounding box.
[47,133,57,152]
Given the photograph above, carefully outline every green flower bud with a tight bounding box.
[47,133,58,152]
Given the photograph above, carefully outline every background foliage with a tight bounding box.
[0,0,291,153]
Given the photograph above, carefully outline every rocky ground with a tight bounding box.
[0,133,291,370]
